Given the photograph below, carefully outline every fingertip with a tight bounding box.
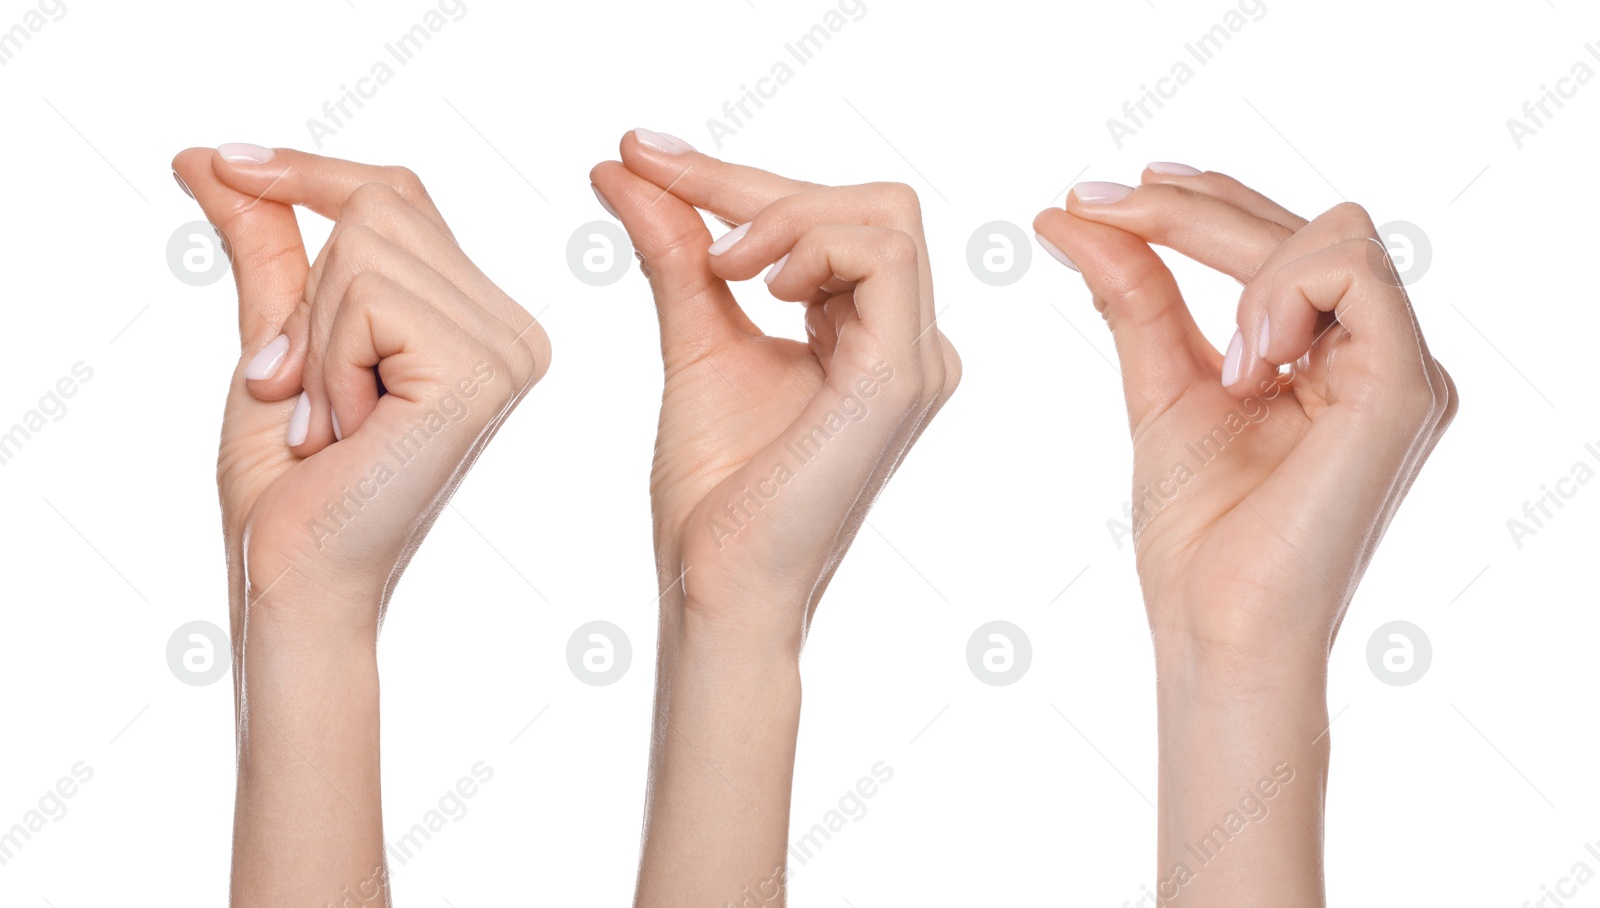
[1144,162,1203,180]
[214,143,278,166]
[629,128,696,156]
[1066,181,1136,209]
[1031,205,1072,238]
[286,390,312,450]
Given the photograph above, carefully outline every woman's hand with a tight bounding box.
[592,131,958,907]
[182,146,549,633]
[594,131,960,644]
[172,145,547,908]
[1034,167,1456,907]
[1035,170,1455,666]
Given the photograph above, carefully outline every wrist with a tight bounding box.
[1148,595,1334,683]
[658,556,809,665]
[662,599,803,691]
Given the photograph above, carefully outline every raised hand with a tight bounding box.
[592,131,958,906]
[1035,166,1456,906]
[173,144,547,907]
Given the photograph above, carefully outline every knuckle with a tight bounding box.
[871,181,922,217]
[325,224,381,275]
[941,338,963,395]
[383,165,427,195]
[877,228,920,266]
[1325,201,1377,235]
[1429,360,1460,433]
[346,181,402,218]
[342,269,389,305]
[504,332,542,384]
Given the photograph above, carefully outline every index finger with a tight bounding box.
[172,146,310,349]
[209,144,453,237]
[621,128,815,223]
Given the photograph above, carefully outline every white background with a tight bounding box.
[1,0,1596,904]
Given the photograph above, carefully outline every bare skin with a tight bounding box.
[1034,166,1457,906]
[173,145,547,908]
[591,129,960,907]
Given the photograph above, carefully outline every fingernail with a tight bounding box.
[709,222,751,255]
[216,143,275,164]
[173,170,194,199]
[658,132,696,152]
[1035,234,1079,272]
[1071,181,1135,205]
[245,334,290,381]
[633,128,694,155]
[331,410,343,442]
[764,254,790,285]
[1221,330,1244,388]
[287,392,311,447]
[591,183,619,219]
[1257,314,1272,359]
[1147,162,1201,176]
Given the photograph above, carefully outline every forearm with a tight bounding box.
[1152,634,1331,907]
[230,603,388,908]
[635,599,803,908]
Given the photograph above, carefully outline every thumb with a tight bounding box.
[172,145,309,354]
[590,160,757,365]
[1032,205,1212,428]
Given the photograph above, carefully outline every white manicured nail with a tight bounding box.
[1035,234,1079,272]
[1147,162,1202,176]
[245,334,290,380]
[287,392,311,447]
[709,222,751,255]
[633,128,694,155]
[1221,330,1244,388]
[1071,181,1135,204]
[331,410,343,442]
[1257,314,1272,359]
[217,142,275,163]
[764,254,790,284]
[591,183,619,219]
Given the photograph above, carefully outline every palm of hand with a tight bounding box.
[218,364,434,609]
[1130,360,1350,650]
[651,323,838,609]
